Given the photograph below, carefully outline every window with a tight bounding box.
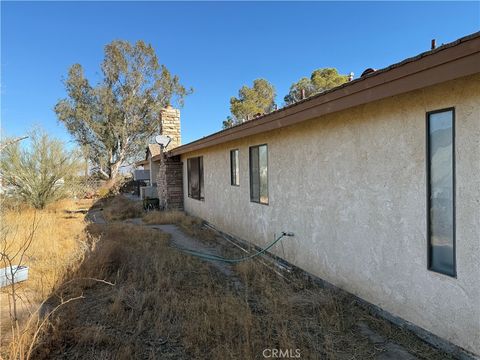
[249,144,268,204]
[427,108,455,277]
[230,149,239,186]
[187,156,204,200]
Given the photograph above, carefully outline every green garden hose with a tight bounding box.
[173,232,293,263]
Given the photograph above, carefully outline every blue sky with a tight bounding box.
[2,1,479,145]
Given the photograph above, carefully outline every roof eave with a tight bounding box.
[169,32,480,157]
[135,159,149,166]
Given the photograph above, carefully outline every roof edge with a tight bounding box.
[169,32,480,157]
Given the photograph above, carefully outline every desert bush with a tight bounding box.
[102,196,143,222]
[0,131,82,209]
[94,176,131,200]
[142,210,218,243]
[142,210,186,224]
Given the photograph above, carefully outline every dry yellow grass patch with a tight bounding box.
[142,210,186,225]
[143,210,218,243]
[0,195,452,359]
[26,219,451,360]
[102,196,143,222]
[0,198,92,355]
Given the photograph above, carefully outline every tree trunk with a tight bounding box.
[109,162,121,180]
[98,167,110,180]
[105,161,122,189]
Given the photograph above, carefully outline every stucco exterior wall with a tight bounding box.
[181,74,480,355]
[149,157,159,186]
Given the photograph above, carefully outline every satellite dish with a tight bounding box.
[155,135,172,148]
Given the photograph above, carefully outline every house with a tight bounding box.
[135,106,182,199]
[134,144,161,198]
[145,32,480,356]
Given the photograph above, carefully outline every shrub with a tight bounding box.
[102,196,143,221]
[142,210,187,224]
[0,131,81,209]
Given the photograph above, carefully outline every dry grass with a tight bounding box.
[0,198,92,357]
[142,210,186,225]
[143,210,218,244]
[25,204,451,359]
[1,196,452,359]
[29,222,271,359]
[101,196,143,222]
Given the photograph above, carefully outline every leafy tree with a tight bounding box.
[223,79,276,129]
[222,116,235,129]
[283,77,317,106]
[311,68,349,91]
[0,131,81,209]
[55,40,192,181]
[284,68,348,105]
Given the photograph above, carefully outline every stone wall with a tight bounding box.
[156,153,184,210]
[160,106,181,150]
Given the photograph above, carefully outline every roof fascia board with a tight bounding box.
[170,35,480,157]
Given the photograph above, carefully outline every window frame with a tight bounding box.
[426,107,456,277]
[230,149,240,186]
[187,156,204,201]
[249,144,269,205]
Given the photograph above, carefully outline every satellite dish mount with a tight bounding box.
[155,135,172,149]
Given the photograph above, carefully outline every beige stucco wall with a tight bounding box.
[181,74,480,355]
[149,157,159,186]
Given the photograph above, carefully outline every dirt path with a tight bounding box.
[157,223,422,359]
[76,205,451,359]
[152,224,235,277]
[86,208,106,224]
[123,218,233,277]
[124,218,424,360]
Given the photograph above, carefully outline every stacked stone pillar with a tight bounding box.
[156,153,184,210]
[159,105,181,150]
[155,106,184,210]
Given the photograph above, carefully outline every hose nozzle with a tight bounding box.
[282,232,295,237]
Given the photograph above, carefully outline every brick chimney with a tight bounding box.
[159,105,181,150]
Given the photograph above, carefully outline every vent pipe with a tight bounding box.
[360,68,376,77]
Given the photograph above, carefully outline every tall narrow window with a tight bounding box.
[230,149,239,186]
[187,156,204,200]
[427,108,455,277]
[249,144,268,204]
